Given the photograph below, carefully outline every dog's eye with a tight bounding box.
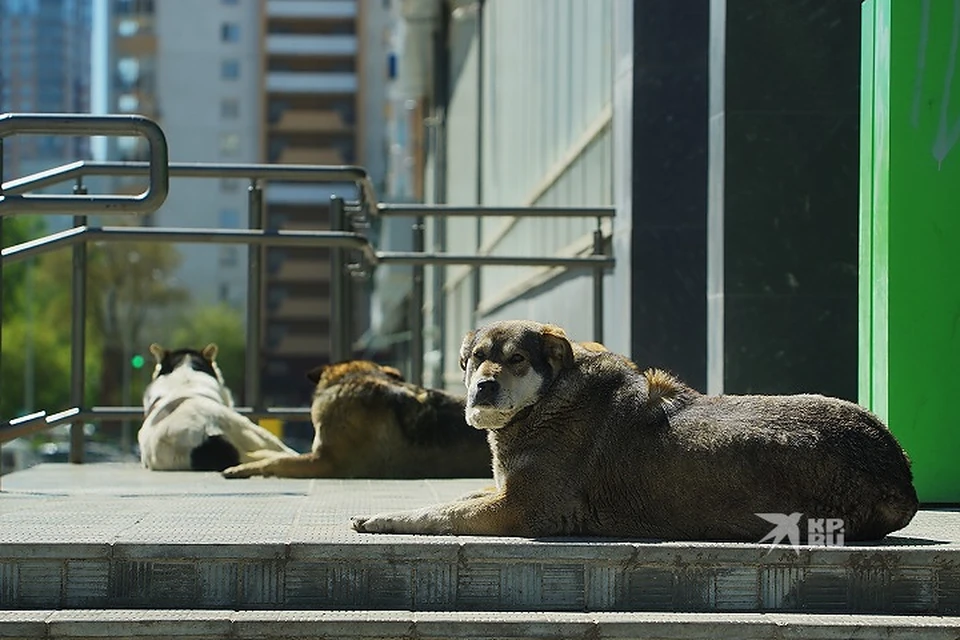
[508,353,525,364]
[473,351,486,362]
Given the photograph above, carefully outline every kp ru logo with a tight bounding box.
[755,513,845,554]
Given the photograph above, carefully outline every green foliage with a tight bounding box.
[0,313,102,418]
[1,231,188,421]
[2,217,45,322]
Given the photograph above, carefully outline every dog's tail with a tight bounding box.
[190,435,241,471]
[642,368,697,419]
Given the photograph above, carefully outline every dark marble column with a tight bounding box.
[707,0,860,399]
[630,1,710,391]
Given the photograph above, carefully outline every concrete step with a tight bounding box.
[1,463,959,615]
[2,610,960,640]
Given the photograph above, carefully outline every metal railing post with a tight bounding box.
[245,180,263,409]
[593,217,604,345]
[69,180,88,464]
[410,216,425,386]
[329,196,348,362]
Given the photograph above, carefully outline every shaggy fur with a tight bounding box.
[221,360,491,479]
[353,320,918,541]
[138,343,296,471]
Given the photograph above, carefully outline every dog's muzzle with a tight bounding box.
[470,377,500,407]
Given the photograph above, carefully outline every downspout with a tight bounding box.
[431,5,451,383]
[471,0,486,325]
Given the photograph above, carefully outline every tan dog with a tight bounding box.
[222,360,491,479]
[352,320,918,541]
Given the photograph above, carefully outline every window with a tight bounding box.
[117,57,140,89]
[220,178,240,192]
[219,132,240,156]
[221,0,239,5]
[220,97,239,119]
[117,19,139,37]
[117,94,139,112]
[218,282,231,303]
[221,59,240,80]
[221,22,240,43]
[218,209,240,228]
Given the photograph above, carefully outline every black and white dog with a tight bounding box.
[138,343,297,471]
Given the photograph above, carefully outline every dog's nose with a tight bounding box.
[473,377,500,405]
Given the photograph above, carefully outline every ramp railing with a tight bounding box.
[0,113,614,485]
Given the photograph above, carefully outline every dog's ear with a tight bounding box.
[458,330,476,371]
[542,325,574,371]
[578,341,608,353]
[149,343,166,362]
[306,365,325,384]
[380,365,405,382]
[201,343,219,361]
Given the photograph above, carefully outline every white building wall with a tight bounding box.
[437,0,615,388]
[153,0,261,309]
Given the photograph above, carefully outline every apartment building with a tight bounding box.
[99,0,388,407]
[260,0,387,405]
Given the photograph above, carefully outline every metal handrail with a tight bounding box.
[1,226,380,266]
[1,159,373,208]
[376,203,616,218]
[0,406,311,445]
[0,114,169,215]
[0,114,615,486]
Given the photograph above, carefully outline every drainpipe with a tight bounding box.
[471,0,486,326]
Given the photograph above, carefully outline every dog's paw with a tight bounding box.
[351,515,375,533]
[350,509,453,535]
[351,512,418,534]
[221,464,254,479]
[351,514,408,533]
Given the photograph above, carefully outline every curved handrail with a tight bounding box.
[0,113,169,215]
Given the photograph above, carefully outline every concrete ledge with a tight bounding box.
[1,464,958,614]
[2,610,960,640]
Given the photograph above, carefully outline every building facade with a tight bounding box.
[386,0,861,401]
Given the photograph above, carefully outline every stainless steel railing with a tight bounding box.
[0,113,615,485]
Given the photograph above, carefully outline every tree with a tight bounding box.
[0,313,102,419]
[2,217,45,322]
[30,235,188,421]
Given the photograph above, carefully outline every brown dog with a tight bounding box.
[222,360,491,479]
[352,320,918,540]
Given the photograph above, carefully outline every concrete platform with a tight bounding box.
[2,610,960,640]
[1,463,959,614]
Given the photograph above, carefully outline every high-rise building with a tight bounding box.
[98,0,388,407]
[0,0,92,181]
[259,0,385,405]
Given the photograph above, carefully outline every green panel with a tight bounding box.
[861,0,960,503]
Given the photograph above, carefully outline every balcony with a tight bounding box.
[267,258,332,282]
[266,0,356,19]
[267,296,330,320]
[115,33,156,56]
[266,72,357,94]
[275,147,346,165]
[270,110,353,133]
[266,332,330,357]
[266,34,357,56]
